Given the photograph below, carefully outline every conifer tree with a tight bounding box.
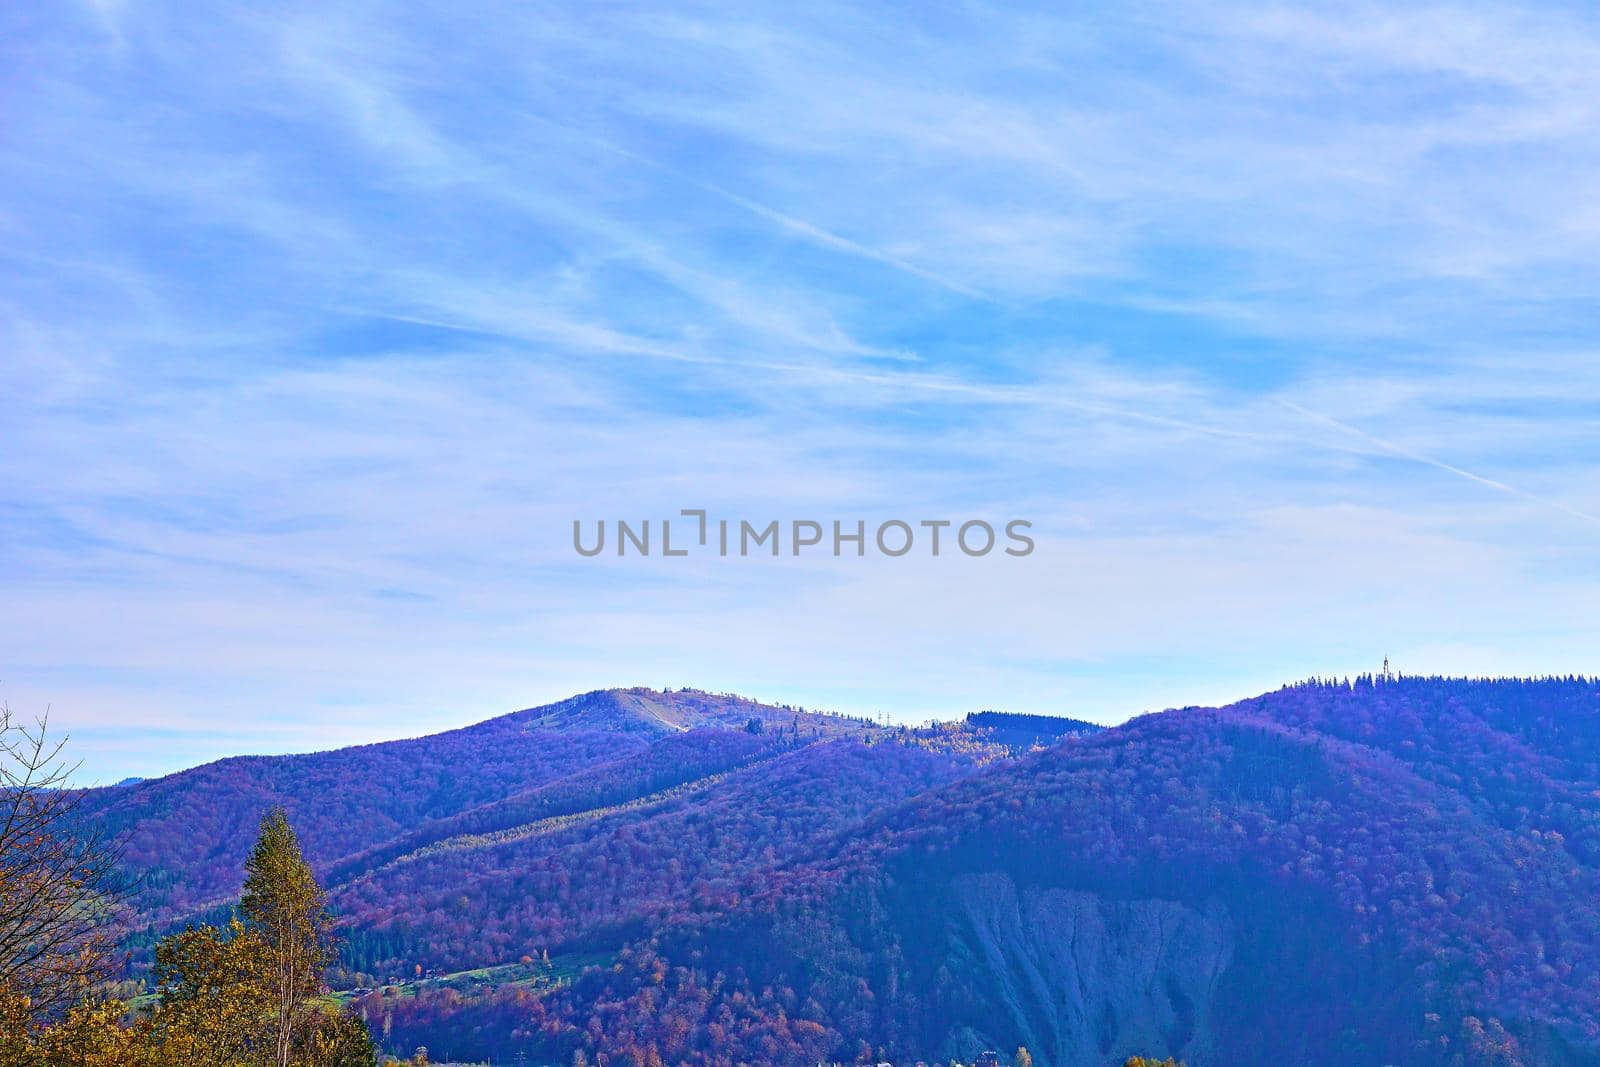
[241,808,334,1067]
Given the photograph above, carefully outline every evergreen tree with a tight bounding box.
[140,808,376,1065]
[242,808,334,1067]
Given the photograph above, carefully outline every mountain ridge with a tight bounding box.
[86,676,1600,1065]
[82,687,1092,935]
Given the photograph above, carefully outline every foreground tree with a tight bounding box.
[142,919,274,1064]
[144,808,376,1066]
[0,705,121,1026]
[0,991,141,1066]
[0,706,134,1063]
[0,711,373,1063]
[242,809,334,1067]
[299,1005,381,1066]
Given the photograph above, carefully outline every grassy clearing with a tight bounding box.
[330,951,613,1005]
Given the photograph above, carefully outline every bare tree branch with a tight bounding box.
[0,703,126,1023]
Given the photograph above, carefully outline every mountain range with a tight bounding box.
[80,679,1600,1066]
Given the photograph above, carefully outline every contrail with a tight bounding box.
[1277,398,1600,528]
[313,300,1259,440]
[687,180,988,301]
[514,112,986,300]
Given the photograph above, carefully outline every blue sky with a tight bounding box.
[5,1,1600,780]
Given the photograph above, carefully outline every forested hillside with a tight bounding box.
[78,678,1600,1065]
[77,689,881,925]
[79,690,1064,978]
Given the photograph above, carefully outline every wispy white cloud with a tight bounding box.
[4,0,1600,778]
